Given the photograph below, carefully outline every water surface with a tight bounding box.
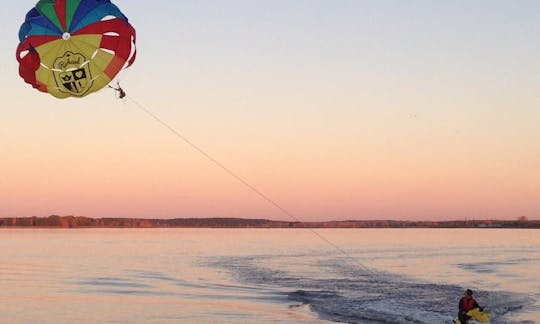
[0,228,538,323]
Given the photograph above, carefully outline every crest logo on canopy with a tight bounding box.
[53,51,93,97]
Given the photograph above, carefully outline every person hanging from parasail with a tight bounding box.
[108,82,126,99]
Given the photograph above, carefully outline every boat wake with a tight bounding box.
[211,254,535,324]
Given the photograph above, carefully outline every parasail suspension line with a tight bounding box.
[125,95,375,275]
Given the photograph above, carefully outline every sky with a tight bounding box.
[1,0,539,221]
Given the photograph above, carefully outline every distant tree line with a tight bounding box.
[1,215,539,228]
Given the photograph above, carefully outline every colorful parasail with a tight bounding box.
[16,0,136,99]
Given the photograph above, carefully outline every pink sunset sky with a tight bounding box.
[1,1,539,221]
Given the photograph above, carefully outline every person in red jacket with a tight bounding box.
[457,289,482,323]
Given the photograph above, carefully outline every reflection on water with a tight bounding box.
[0,228,538,323]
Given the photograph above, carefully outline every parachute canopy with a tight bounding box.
[16,0,136,99]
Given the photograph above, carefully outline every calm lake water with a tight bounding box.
[0,228,538,323]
